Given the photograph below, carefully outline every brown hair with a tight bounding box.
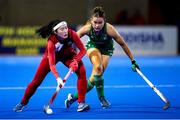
[85,6,106,25]
[91,6,106,18]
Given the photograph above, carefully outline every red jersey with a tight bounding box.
[43,29,86,79]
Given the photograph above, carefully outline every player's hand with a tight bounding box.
[56,77,65,87]
[69,59,78,72]
[131,60,140,72]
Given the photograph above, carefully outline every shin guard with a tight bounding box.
[94,75,104,98]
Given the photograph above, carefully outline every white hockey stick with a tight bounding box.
[136,68,170,110]
[44,69,73,114]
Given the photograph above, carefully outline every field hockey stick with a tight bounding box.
[44,69,73,114]
[136,68,170,110]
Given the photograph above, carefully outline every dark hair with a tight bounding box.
[36,19,61,38]
[91,6,106,18]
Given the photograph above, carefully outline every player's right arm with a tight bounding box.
[77,24,91,38]
[47,40,60,79]
[47,40,64,86]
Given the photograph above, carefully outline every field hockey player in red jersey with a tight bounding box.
[13,19,90,112]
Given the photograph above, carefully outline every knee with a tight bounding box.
[76,62,86,79]
[80,66,86,76]
[94,64,103,74]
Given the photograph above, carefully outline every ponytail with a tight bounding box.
[36,19,61,38]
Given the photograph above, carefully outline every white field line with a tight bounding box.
[0,84,179,90]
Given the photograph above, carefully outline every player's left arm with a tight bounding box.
[107,23,140,71]
[107,23,134,61]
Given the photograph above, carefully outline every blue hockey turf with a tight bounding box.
[0,56,180,119]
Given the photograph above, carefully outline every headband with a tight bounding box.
[53,21,67,31]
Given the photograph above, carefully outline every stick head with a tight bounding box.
[163,101,170,110]
[44,105,53,115]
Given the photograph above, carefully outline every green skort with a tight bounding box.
[86,40,114,56]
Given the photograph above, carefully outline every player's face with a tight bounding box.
[91,16,105,32]
[56,25,68,39]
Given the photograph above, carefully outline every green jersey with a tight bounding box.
[86,23,114,56]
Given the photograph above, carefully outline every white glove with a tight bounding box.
[56,77,65,87]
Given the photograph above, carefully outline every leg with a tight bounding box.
[65,80,94,108]
[74,60,87,103]
[94,55,110,97]
[14,57,51,112]
[102,55,110,72]
[64,48,100,108]
[65,48,110,109]
[73,78,94,99]
[75,61,90,112]
[88,49,111,108]
[87,48,105,98]
[63,59,89,112]
[22,57,51,104]
[87,48,103,81]
[98,55,111,108]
